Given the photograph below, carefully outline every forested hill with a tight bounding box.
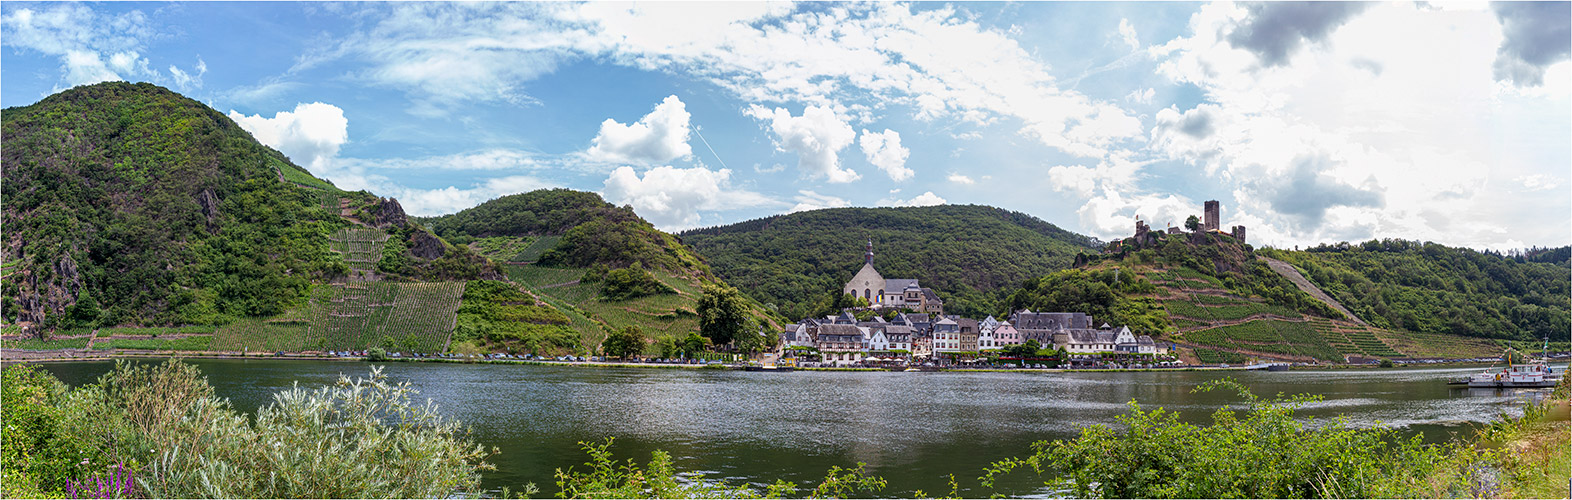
[420,189,709,274]
[678,205,1102,319]
[1259,240,1570,341]
[1,82,488,333]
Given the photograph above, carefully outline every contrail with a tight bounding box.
[693,125,730,171]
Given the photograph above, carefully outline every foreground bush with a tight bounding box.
[2,361,494,498]
[553,438,885,499]
[981,379,1488,498]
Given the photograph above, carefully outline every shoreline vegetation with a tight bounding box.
[4,360,1567,499]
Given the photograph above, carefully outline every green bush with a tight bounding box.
[982,380,1476,498]
[598,263,674,301]
[3,361,494,498]
[553,438,884,499]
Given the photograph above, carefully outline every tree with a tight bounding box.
[603,325,646,359]
[681,332,708,357]
[698,283,751,348]
[1184,215,1201,232]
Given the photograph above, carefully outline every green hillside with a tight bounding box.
[1260,240,1569,341]
[1,82,343,329]
[0,82,492,344]
[679,205,1102,319]
[422,189,707,272]
[426,190,782,355]
[1029,232,1506,363]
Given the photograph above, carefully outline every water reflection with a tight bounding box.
[33,361,1549,497]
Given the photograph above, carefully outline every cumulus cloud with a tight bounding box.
[228,102,350,173]
[858,129,913,182]
[747,105,859,183]
[585,95,693,164]
[1244,153,1384,230]
[789,190,851,213]
[1226,2,1370,67]
[1491,2,1572,87]
[1,4,157,87]
[392,176,553,216]
[602,165,773,230]
[947,173,975,185]
[880,191,946,207]
[1125,87,1155,104]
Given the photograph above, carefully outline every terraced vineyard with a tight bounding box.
[209,282,465,352]
[328,227,391,276]
[97,326,216,336]
[1193,348,1247,364]
[1182,319,1343,362]
[513,236,561,263]
[1,336,91,350]
[211,318,309,351]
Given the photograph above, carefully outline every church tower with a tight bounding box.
[865,239,874,265]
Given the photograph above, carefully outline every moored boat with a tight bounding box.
[1450,356,1561,388]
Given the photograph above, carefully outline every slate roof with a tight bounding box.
[885,278,920,292]
[906,313,930,324]
[921,288,942,303]
[934,317,958,326]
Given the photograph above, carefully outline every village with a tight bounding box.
[775,240,1173,368]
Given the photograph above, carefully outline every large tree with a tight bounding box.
[1184,215,1202,232]
[602,325,646,359]
[698,282,751,348]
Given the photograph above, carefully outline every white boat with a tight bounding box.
[1451,357,1561,388]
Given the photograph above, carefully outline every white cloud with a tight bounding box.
[1118,18,1140,51]
[584,95,693,164]
[337,149,543,171]
[228,102,350,173]
[1124,87,1155,104]
[309,3,1142,157]
[858,128,913,182]
[747,105,859,183]
[168,57,207,91]
[789,190,850,213]
[947,173,974,185]
[0,4,156,88]
[392,176,553,216]
[602,165,773,230]
[880,191,946,207]
[1147,1,1570,248]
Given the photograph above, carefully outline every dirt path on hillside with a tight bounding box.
[1259,257,1367,326]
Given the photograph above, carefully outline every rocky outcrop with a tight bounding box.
[409,229,446,260]
[371,197,408,229]
[17,254,85,334]
[196,188,222,233]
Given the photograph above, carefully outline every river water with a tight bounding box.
[34,360,1552,497]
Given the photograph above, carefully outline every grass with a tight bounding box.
[2,337,91,350]
[92,336,214,351]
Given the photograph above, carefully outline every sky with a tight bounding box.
[3,1,1568,251]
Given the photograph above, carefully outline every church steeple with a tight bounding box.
[865,239,874,265]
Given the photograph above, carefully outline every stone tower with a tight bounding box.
[1203,200,1220,232]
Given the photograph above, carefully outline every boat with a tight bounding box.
[1450,349,1562,388]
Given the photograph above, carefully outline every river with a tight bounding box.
[33,360,1552,497]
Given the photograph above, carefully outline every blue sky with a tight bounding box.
[3,2,1568,251]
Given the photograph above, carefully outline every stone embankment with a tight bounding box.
[1259,257,1367,326]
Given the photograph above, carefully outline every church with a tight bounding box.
[843,241,943,315]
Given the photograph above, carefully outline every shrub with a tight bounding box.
[553,438,882,499]
[981,379,1475,498]
[598,263,674,301]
